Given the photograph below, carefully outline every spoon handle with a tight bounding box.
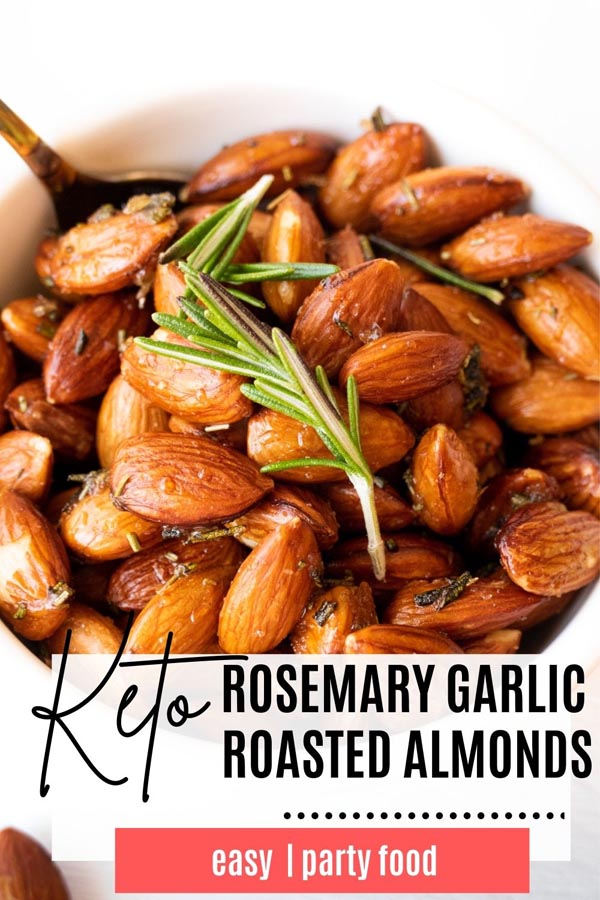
[0,98,77,194]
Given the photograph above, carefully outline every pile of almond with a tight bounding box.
[1,116,598,657]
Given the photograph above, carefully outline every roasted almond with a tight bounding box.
[339,331,469,403]
[5,378,97,460]
[526,437,600,517]
[491,355,600,434]
[0,431,53,503]
[59,471,163,561]
[291,259,405,376]
[176,203,259,262]
[410,282,530,386]
[0,331,16,433]
[96,374,170,468]
[0,489,72,640]
[403,379,467,431]
[319,122,426,229]
[247,390,414,482]
[184,129,337,202]
[456,411,503,467]
[325,226,366,269]
[35,193,177,298]
[384,569,560,639]
[110,432,273,525]
[218,517,322,653]
[125,538,244,654]
[290,582,377,653]
[324,481,414,533]
[370,166,528,246]
[508,265,600,379]
[397,287,454,333]
[345,624,462,654]
[0,296,66,362]
[462,629,522,654]
[495,500,600,594]
[168,416,249,452]
[230,484,339,550]
[565,424,600,451]
[43,292,149,404]
[71,560,117,608]
[153,261,186,316]
[0,827,70,900]
[47,602,123,654]
[443,213,593,282]
[121,326,253,424]
[328,532,463,590]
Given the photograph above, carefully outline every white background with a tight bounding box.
[0,1,599,898]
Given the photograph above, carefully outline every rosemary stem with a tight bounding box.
[349,473,385,581]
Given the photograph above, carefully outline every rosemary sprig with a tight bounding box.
[369,234,505,305]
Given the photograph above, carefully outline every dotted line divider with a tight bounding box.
[283,811,566,821]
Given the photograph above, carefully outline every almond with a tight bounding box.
[168,415,248,451]
[410,282,530,386]
[319,122,426,229]
[247,390,414,482]
[0,431,53,503]
[110,432,273,525]
[218,517,322,653]
[59,471,163,561]
[384,568,561,639]
[35,193,177,297]
[462,629,522,654]
[443,213,592,282]
[0,296,66,362]
[71,560,117,608]
[565,424,600,451]
[324,481,414,533]
[370,166,528,246]
[153,261,187,316]
[0,827,70,900]
[184,130,337,202]
[328,532,463,590]
[291,259,405,375]
[325,226,366,269]
[0,332,16,433]
[456,411,503,467]
[0,489,72,640]
[339,331,469,403]
[125,538,243,654]
[397,287,454,333]
[345,624,462,654]
[508,265,600,379]
[5,379,97,460]
[96,374,170,468]
[290,582,377,653]
[491,355,600,433]
[404,379,467,431]
[495,500,600,594]
[526,437,600,517]
[47,602,123,654]
[45,487,79,526]
[121,326,253,424]
[176,204,259,262]
[230,484,339,550]
[43,292,149,404]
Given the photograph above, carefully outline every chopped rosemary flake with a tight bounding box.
[17,395,28,413]
[117,328,127,351]
[187,524,245,542]
[204,423,230,432]
[13,602,27,620]
[358,235,375,260]
[371,106,386,132]
[113,474,130,498]
[313,600,338,626]
[36,321,56,339]
[333,312,354,337]
[48,580,74,606]
[414,571,473,611]
[282,164,293,182]
[164,562,198,589]
[385,538,398,552]
[126,531,142,553]
[163,551,179,563]
[74,329,88,355]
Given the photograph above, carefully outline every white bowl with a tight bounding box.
[1,83,599,682]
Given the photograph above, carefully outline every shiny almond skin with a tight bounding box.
[153,261,186,316]
[443,214,593,282]
[5,379,97,460]
[0,431,53,503]
[262,190,325,322]
[125,539,244,654]
[47,602,123,654]
[526,438,600,517]
[168,415,248,452]
[230,484,339,550]
[218,518,322,653]
[35,194,177,297]
[291,259,405,376]
[457,411,503,467]
[121,327,253,424]
[59,473,163,561]
[463,628,522,654]
[325,226,366,269]
[0,296,66,362]
[43,292,149,404]
[468,467,561,557]
[328,532,463,590]
[397,288,454,333]
[247,392,414,483]
[410,282,530,386]
[491,355,600,434]
[0,332,16,433]
[495,500,600,594]
[508,266,600,379]
[111,432,273,525]
[409,424,478,535]
[384,569,560,639]
[345,624,462,654]
[324,481,414,533]
[185,129,337,202]
[0,489,71,640]
[319,122,426,229]
[339,331,469,403]
[371,166,528,246]
[96,374,170,468]
[404,379,467,431]
[0,827,70,900]
[290,583,377,653]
